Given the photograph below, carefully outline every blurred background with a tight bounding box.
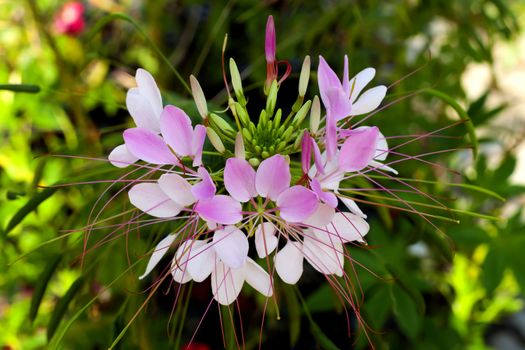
[1,0,524,349]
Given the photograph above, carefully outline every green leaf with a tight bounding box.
[283,286,301,347]
[0,83,40,93]
[365,286,392,328]
[29,254,62,323]
[310,320,341,350]
[390,284,421,339]
[481,245,506,294]
[424,88,478,160]
[47,276,85,340]
[4,187,58,236]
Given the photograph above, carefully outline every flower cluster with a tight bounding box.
[107,16,395,305]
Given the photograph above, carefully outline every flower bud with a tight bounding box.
[206,127,225,154]
[209,113,235,136]
[190,75,208,119]
[229,58,246,105]
[265,16,276,64]
[234,102,250,126]
[310,95,320,134]
[235,132,245,159]
[292,100,312,127]
[266,80,278,117]
[298,55,310,98]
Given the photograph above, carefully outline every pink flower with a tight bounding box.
[54,1,85,36]
[218,154,319,223]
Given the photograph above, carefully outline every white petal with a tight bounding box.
[212,226,249,269]
[369,160,398,175]
[302,203,335,228]
[186,242,216,282]
[349,67,376,103]
[108,144,138,168]
[244,258,273,297]
[139,234,178,280]
[327,212,370,243]
[254,222,278,258]
[128,183,182,218]
[336,193,367,218]
[303,232,344,276]
[350,86,387,115]
[158,173,196,207]
[275,241,303,284]
[374,130,389,161]
[211,260,245,305]
[126,88,160,132]
[135,68,163,117]
[171,240,205,283]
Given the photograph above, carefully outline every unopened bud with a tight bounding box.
[298,55,310,97]
[206,127,225,153]
[190,75,208,119]
[235,132,245,159]
[234,102,250,126]
[292,100,311,126]
[229,58,246,105]
[266,80,278,117]
[310,95,320,134]
[209,113,235,136]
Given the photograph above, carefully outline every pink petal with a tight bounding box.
[339,126,379,172]
[265,16,276,63]
[212,226,249,269]
[123,128,178,165]
[348,67,376,104]
[158,173,195,207]
[244,258,273,297]
[275,241,303,284]
[276,185,319,223]
[211,260,245,305]
[350,85,387,115]
[194,195,242,225]
[160,105,193,157]
[186,242,216,282]
[224,158,257,202]
[311,178,338,208]
[301,131,312,174]
[303,231,344,276]
[325,113,338,162]
[191,167,216,201]
[327,212,370,243]
[126,88,160,131]
[108,144,138,168]
[139,233,178,280]
[254,222,278,258]
[302,203,335,228]
[255,154,291,200]
[135,68,163,117]
[318,56,343,106]
[128,183,181,218]
[326,86,353,121]
[311,138,324,175]
[192,125,207,167]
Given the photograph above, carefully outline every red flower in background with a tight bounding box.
[54,1,85,36]
[182,343,211,350]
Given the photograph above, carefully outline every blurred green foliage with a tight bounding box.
[1,0,524,349]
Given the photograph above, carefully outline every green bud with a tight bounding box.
[242,127,252,142]
[254,145,262,153]
[292,100,312,126]
[277,124,285,136]
[281,125,294,141]
[229,58,246,105]
[310,95,321,134]
[190,75,208,119]
[249,158,260,167]
[210,113,235,136]
[294,129,306,149]
[235,132,245,159]
[261,151,270,159]
[298,55,311,98]
[277,140,287,151]
[273,108,282,128]
[266,80,278,117]
[259,110,268,127]
[249,121,257,134]
[234,102,250,126]
[206,127,225,153]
